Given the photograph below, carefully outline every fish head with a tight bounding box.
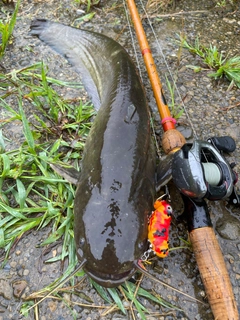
[74,190,149,288]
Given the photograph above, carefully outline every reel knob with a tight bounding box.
[207,136,236,153]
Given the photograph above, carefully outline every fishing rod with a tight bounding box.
[125,0,239,319]
[125,0,186,154]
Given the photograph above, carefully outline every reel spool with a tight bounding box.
[202,163,222,186]
[171,140,237,201]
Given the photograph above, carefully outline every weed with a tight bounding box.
[74,12,96,24]
[146,0,174,14]
[214,0,236,7]
[209,56,240,88]
[21,276,179,319]
[215,0,227,7]
[165,75,184,119]
[0,62,183,318]
[0,63,94,269]
[177,34,240,88]
[0,0,20,59]
[73,0,100,12]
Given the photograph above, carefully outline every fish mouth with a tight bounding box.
[85,266,136,288]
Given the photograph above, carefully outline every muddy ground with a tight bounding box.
[0,0,240,319]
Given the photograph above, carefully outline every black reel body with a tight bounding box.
[172,139,237,201]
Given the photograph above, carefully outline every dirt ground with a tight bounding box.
[0,0,240,319]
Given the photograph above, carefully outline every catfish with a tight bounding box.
[30,19,156,287]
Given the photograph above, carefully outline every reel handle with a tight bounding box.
[182,196,239,319]
[208,136,236,153]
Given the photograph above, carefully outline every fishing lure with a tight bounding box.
[148,199,172,258]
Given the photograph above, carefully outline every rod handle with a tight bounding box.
[162,128,186,154]
[189,227,239,319]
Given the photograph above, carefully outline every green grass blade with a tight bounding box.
[0,130,6,153]
[18,98,36,154]
[0,202,27,220]
[0,154,10,177]
[8,0,20,35]
[16,179,27,209]
[0,228,5,247]
[133,282,180,310]
[107,287,126,314]
[123,282,147,319]
[90,280,112,304]
[0,98,20,119]
[0,0,20,59]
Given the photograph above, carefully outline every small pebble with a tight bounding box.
[10,261,17,268]
[23,269,29,276]
[12,280,28,298]
[0,279,12,300]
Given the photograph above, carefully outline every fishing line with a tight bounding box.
[123,1,142,78]
[130,0,198,139]
[123,2,224,187]
[123,0,162,158]
[124,0,211,166]
[123,1,165,159]
[123,0,213,173]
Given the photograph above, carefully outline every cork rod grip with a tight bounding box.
[189,227,239,319]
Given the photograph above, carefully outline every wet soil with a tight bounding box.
[0,0,240,319]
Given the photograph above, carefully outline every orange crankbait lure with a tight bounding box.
[148,199,172,258]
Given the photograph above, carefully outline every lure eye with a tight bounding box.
[166,205,172,215]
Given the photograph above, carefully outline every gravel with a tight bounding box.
[0,0,239,319]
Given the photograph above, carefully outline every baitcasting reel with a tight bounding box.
[172,136,239,203]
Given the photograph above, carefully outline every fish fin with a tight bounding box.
[156,154,173,192]
[50,163,80,185]
[30,19,118,110]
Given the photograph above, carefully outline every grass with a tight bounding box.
[177,34,240,88]
[0,62,182,319]
[0,62,91,313]
[0,5,190,317]
[0,0,20,59]
[73,0,100,12]
[146,0,174,14]
[0,63,94,285]
[0,62,94,265]
[214,0,237,7]
[165,75,184,120]
[21,276,179,319]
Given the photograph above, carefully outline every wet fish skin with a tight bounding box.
[30,19,156,287]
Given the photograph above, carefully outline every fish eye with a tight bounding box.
[79,237,85,247]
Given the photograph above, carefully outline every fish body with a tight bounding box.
[148,199,172,258]
[30,19,156,287]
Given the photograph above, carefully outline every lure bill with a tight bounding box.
[148,199,172,258]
